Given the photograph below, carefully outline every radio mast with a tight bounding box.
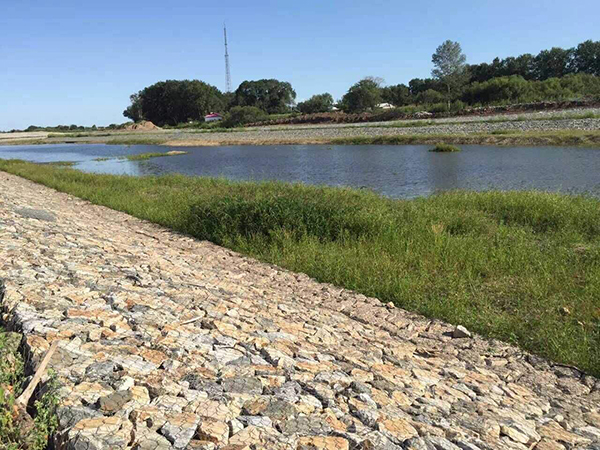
[224,24,232,93]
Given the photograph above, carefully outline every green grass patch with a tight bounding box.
[430,143,461,152]
[125,150,188,161]
[1,160,600,375]
[45,161,77,167]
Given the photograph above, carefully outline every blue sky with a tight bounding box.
[1,0,598,130]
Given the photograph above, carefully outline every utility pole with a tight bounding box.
[224,23,232,93]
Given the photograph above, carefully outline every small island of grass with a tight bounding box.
[126,150,188,161]
[430,143,461,152]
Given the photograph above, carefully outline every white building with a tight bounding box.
[204,113,223,123]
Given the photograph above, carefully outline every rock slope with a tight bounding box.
[0,172,598,450]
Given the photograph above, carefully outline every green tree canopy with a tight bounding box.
[222,106,268,127]
[381,84,411,106]
[233,79,296,114]
[573,40,600,76]
[431,40,469,107]
[123,80,224,126]
[297,93,334,114]
[534,47,574,80]
[340,78,382,113]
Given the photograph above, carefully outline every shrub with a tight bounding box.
[222,106,268,127]
[430,143,461,152]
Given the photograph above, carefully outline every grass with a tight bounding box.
[0,326,59,449]
[125,150,188,161]
[1,160,599,376]
[45,161,77,167]
[430,143,461,152]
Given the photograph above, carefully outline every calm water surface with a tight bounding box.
[1,143,600,198]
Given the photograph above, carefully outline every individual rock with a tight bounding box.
[67,416,133,450]
[159,412,201,449]
[98,390,133,413]
[15,207,56,222]
[377,418,418,441]
[221,376,264,395]
[279,416,332,435]
[297,436,350,450]
[453,326,472,339]
[196,417,229,445]
[500,419,541,445]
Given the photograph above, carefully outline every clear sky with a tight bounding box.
[1,0,598,130]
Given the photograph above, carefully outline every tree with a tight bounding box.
[122,80,224,126]
[381,84,412,106]
[573,40,600,76]
[340,77,382,113]
[222,106,268,127]
[431,40,468,109]
[297,93,334,114]
[233,79,296,114]
[123,93,143,122]
[534,47,575,80]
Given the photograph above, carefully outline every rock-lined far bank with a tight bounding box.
[2,107,600,148]
[0,172,599,450]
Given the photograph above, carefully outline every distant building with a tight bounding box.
[204,113,223,123]
[376,103,394,110]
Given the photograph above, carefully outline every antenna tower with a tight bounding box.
[224,24,232,93]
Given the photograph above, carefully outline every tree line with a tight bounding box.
[123,39,600,126]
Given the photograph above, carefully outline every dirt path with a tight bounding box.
[0,172,598,449]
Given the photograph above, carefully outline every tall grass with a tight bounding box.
[1,159,599,375]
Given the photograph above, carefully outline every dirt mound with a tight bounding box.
[124,121,161,131]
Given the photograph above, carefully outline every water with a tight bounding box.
[1,143,600,199]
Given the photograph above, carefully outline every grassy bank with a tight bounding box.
[4,128,600,148]
[1,160,599,376]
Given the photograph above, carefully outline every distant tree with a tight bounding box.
[534,47,575,80]
[381,84,412,106]
[431,40,469,109]
[123,93,143,122]
[416,89,446,105]
[222,106,268,127]
[573,40,600,76]
[233,79,296,114]
[123,80,224,126]
[408,78,442,96]
[340,77,382,113]
[297,93,334,114]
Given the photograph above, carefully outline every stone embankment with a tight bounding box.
[0,172,599,450]
[2,107,600,148]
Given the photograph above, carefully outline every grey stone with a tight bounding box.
[238,415,273,428]
[279,416,332,435]
[98,390,133,413]
[85,361,119,382]
[15,207,56,222]
[220,376,263,395]
[425,437,462,450]
[182,376,223,399]
[57,406,102,429]
[261,399,297,420]
[160,415,200,449]
[350,381,372,394]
